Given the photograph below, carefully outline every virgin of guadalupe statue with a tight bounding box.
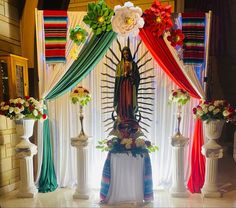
[112,46,141,138]
[114,46,140,121]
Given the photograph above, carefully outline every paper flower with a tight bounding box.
[70,85,91,106]
[111,1,144,37]
[0,97,47,121]
[167,29,185,47]
[83,0,114,35]
[169,88,190,105]
[69,26,88,45]
[143,0,173,37]
[193,99,236,122]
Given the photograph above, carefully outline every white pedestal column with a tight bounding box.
[15,139,38,198]
[201,120,224,198]
[201,140,223,198]
[170,132,189,197]
[71,137,90,199]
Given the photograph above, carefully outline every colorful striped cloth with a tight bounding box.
[43,10,67,63]
[182,12,205,65]
[100,152,154,202]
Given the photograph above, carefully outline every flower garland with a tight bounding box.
[169,88,190,105]
[0,97,47,121]
[96,137,158,157]
[83,0,114,35]
[111,1,144,37]
[70,85,91,106]
[193,100,236,122]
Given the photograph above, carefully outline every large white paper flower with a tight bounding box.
[111,1,144,37]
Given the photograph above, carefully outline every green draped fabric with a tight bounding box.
[38,108,58,192]
[47,32,117,100]
[38,31,117,192]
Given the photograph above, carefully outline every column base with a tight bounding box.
[201,189,222,198]
[73,191,90,199]
[170,188,189,198]
[16,188,38,198]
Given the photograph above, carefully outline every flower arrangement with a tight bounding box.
[70,85,91,106]
[111,1,144,37]
[143,0,173,38]
[69,26,88,45]
[83,0,114,35]
[0,96,47,121]
[169,88,190,105]
[96,137,158,157]
[167,29,185,47]
[193,99,236,122]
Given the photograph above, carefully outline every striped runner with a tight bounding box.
[43,10,67,63]
[182,12,205,65]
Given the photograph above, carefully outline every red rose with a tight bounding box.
[42,114,47,119]
[25,96,30,100]
[173,92,178,97]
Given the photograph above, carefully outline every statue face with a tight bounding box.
[123,49,131,61]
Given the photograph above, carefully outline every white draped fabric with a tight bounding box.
[35,11,200,190]
[106,154,144,204]
[35,10,92,184]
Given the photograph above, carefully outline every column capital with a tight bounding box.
[202,147,223,159]
[71,137,91,148]
[171,132,189,147]
[15,140,37,158]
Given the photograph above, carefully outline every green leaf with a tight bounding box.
[106,24,112,31]
[103,9,109,16]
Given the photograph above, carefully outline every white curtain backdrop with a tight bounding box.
[43,36,198,189]
[35,11,201,190]
[35,10,92,184]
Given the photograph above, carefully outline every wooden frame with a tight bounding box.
[0,54,29,101]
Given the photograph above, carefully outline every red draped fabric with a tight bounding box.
[139,28,205,192]
[187,119,205,192]
[139,28,199,98]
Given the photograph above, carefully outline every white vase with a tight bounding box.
[16,119,36,150]
[204,120,225,140]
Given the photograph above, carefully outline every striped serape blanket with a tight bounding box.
[43,10,67,63]
[100,152,154,202]
[182,12,205,65]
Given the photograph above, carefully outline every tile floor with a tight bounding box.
[0,188,236,208]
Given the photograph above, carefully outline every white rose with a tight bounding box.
[9,107,14,113]
[3,105,9,110]
[33,109,38,117]
[14,107,20,114]
[25,102,29,107]
[197,110,204,116]
[17,98,25,104]
[208,105,215,111]
[203,107,208,113]
[223,110,230,117]
[213,108,220,115]
[0,102,5,106]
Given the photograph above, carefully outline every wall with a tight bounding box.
[0,115,20,195]
[0,0,21,55]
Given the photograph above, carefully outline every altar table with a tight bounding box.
[100,153,153,204]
